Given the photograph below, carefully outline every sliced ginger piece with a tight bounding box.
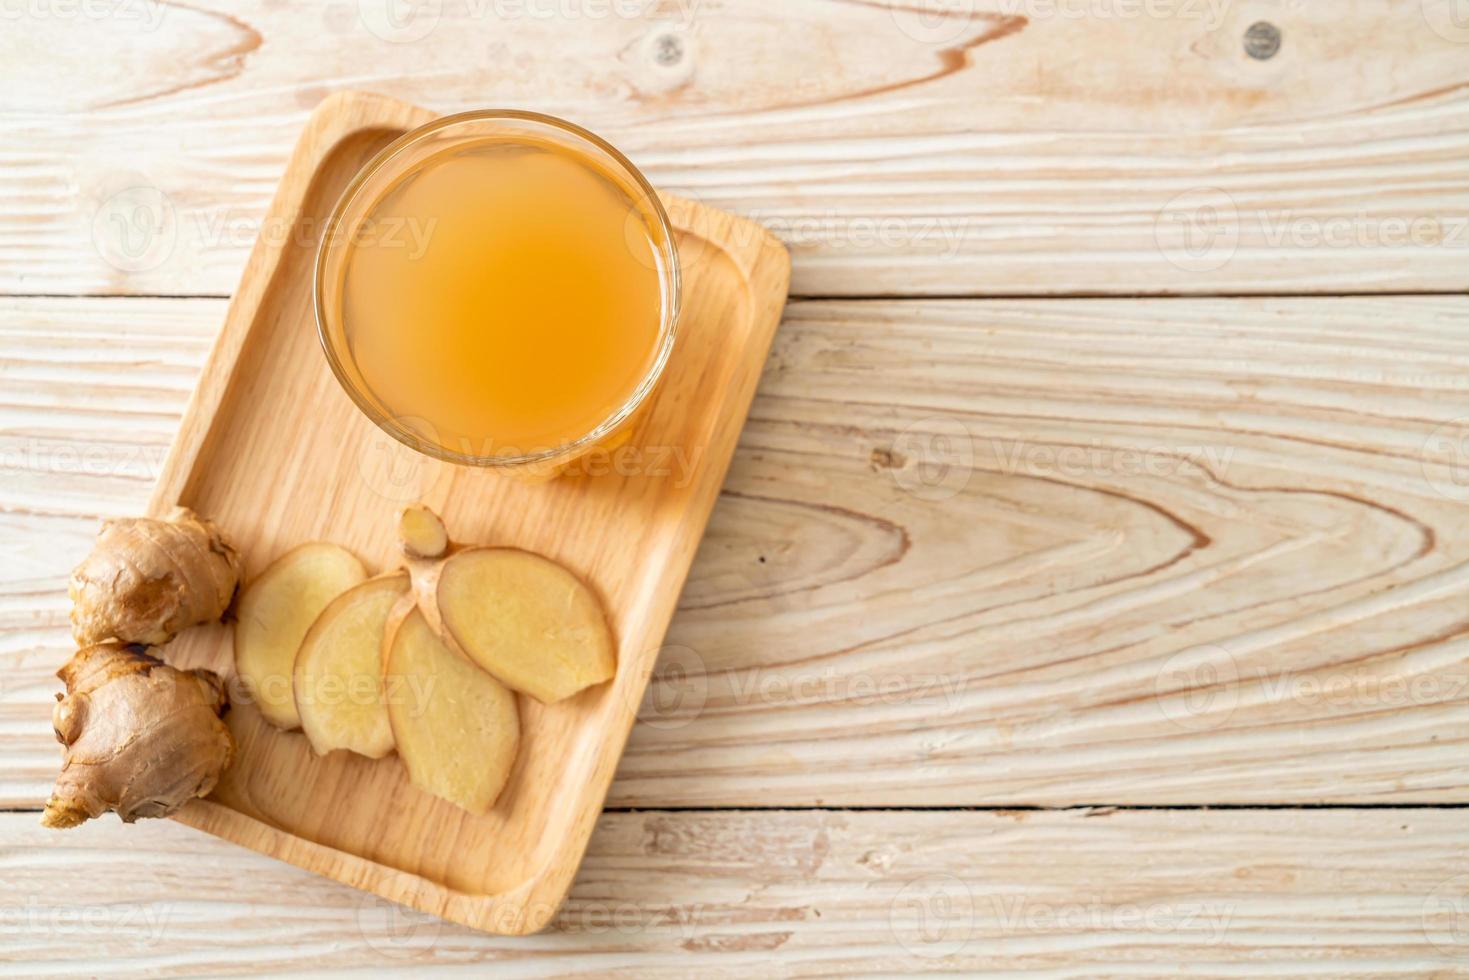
[398,504,448,560]
[385,607,519,814]
[434,547,615,704]
[234,543,367,730]
[294,572,408,758]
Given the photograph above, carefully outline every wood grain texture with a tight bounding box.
[3,808,1467,976]
[6,294,1469,810]
[4,0,1468,297]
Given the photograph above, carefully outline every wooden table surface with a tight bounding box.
[5,1,1469,975]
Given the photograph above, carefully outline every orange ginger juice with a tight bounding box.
[329,133,670,461]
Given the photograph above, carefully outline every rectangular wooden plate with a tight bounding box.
[145,90,790,935]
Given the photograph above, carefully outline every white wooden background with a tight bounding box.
[5,0,1469,974]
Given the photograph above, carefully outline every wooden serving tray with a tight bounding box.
[146,91,790,934]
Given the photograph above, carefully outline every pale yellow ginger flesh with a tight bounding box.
[43,642,234,829]
[398,504,448,560]
[385,608,520,814]
[234,543,367,730]
[294,573,408,759]
[69,506,241,646]
[436,547,615,703]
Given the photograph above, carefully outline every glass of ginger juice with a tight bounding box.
[314,110,681,472]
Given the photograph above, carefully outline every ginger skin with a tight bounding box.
[43,643,235,829]
[398,504,448,561]
[70,506,241,647]
[396,504,615,704]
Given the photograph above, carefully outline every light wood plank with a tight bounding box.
[6,296,1469,808]
[1,808,1466,975]
[3,1,1467,296]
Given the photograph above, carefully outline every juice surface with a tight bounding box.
[338,138,666,457]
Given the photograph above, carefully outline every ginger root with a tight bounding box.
[398,505,615,704]
[70,506,241,647]
[398,504,448,561]
[43,642,234,829]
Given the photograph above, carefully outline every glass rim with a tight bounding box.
[313,107,682,468]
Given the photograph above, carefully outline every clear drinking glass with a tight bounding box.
[314,109,681,473]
